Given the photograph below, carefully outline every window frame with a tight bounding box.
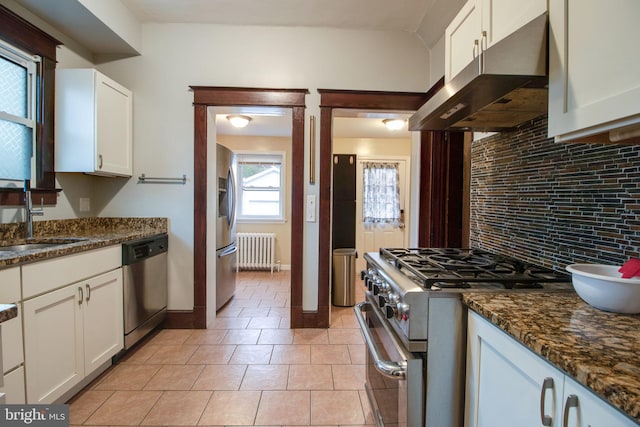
[0,5,61,206]
[236,151,286,223]
[0,39,38,186]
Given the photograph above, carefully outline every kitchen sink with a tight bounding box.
[0,238,88,252]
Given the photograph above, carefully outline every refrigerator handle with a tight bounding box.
[219,245,238,258]
[228,167,237,228]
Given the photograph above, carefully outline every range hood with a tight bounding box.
[409,13,549,132]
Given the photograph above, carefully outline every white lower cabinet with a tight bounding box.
[23,269,123,404]
[466,311,637,427]
[562,376,637,427]
[0,266,25,403]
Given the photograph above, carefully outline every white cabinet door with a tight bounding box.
[562,377,637,427]
[548,0,640,141]
[95,73,133,176]
[445,0,547,83]
[82,269,124,374]
[1,367,26,404]
[445,0,481,83]
[466,311,564,427]
[483,0,547,48]
[23,284,84,404]
[55,68,133,177]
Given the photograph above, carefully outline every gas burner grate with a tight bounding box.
[379,248,569,289]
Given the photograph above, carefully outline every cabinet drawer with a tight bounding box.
[1,366,25,404]
[2,312,23,374]
[22,246,121,299]
[0,267,21,302]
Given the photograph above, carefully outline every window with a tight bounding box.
[362,161,401,226]
[0,39,38,187]
[237,152,285,221]
[0,5,60,205]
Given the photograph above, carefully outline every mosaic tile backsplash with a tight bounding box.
[470,115,640,271]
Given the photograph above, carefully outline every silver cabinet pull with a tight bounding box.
[78,286,84,305]
[563,394,579,427]
[479,31,487,74]
[540,377,554,426]
[473,39,479,58]
[85,284,91,302]
[98,154,103,169]
[353,301,406,379]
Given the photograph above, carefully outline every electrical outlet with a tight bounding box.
[79,197,91,212]
[306,195,316,222]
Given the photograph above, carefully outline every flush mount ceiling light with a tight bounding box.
[227,115,252,128]
[383,118,405,131]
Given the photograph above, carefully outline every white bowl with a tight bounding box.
[566,264,640,314]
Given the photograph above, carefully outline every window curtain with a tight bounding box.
[362,161,401,227]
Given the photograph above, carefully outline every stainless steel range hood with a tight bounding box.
[409,13,549,132]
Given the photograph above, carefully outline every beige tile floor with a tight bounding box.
[69,270,375,426]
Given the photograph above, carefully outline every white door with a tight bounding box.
[355,157,409,272]
[83,269,124,374]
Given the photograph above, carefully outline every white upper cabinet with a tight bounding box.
[55,68,133,177]
[548,0,640,142]
[445,0,547,82]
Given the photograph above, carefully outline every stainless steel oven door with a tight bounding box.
[355,298,424,427]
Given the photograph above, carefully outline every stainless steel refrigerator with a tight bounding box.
[215,144,237,310]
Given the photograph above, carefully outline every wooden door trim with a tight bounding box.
[166,86,308,329]
[316,89,429,328]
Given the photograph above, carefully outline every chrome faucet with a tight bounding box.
[24,181,44,239]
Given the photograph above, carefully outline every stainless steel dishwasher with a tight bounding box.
[122,234,168,349]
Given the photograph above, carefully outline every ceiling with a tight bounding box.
[120,0,430,33]
[213,107,412,139]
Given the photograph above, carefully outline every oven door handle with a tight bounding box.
[354,301,407,380]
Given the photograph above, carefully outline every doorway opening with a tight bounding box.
[183,86,308,329]
[317,89,429,328]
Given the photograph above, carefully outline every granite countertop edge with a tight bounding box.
[463,292,640,423]
[0,217,168,269]
[0,304,18,324]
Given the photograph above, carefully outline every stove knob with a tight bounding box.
[378,295,386,308]
[385,304,396,319]
[360,270,367,280]
[396,303,409,321]
[379,281,390,294]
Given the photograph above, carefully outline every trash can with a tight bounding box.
[332,248,357,307]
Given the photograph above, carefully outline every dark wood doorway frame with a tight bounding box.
[174,86,309,329]
[315,89,430,328]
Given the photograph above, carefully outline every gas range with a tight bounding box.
[358,248,572,427]
[362,248,571,350]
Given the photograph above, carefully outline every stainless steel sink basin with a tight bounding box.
[0,238,88,252]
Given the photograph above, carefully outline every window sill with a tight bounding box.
[237,218,287,224]
[0,188,60,206]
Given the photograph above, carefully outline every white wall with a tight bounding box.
[87,23,430,312]
[2,19,430,311]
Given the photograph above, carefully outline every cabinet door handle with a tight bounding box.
[98,154,103,169]
[479,31,487,74]
[480,30,488,52]
[563,394,579,427]
[473,39,479,58]
[539,377,554,426]
[85,284,91,302]
[78,286,84,305]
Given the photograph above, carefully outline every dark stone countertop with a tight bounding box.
[0,217,167,269]
[0,304,17,324]
[463,292,640,423]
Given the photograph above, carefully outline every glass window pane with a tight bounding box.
[0,56,28,118]
[0,118,32,180]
